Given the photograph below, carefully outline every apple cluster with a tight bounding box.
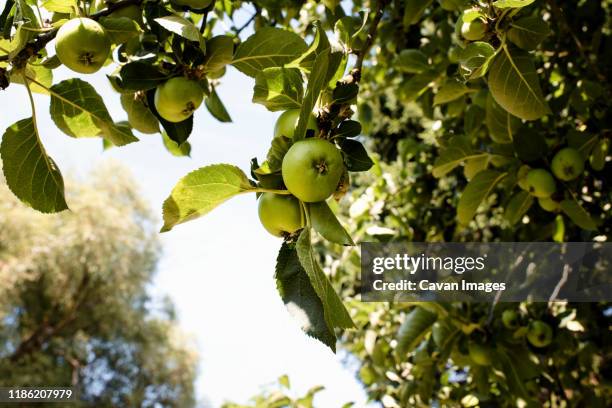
[258,110,346,237]
[518,147,589,212]
[53,3,206,125]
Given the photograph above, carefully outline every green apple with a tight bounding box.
[468,342,493,366]
[527,321,553,347]
[551,147,584,181]
[538,197,560,212]
[258,193,304,237]
[154,77,204,123]
[525,169,556,198]
[282,138,344,203]
[502,309,520,329]
[55,18,111,74]
[461,18,487,41]
[274,109,318,139]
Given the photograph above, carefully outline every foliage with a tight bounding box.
[310,0,611,403]
[221,375,349,408]
[0,163,197,407]
[0,0,611,405]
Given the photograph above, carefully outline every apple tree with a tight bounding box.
[0,0,610,405]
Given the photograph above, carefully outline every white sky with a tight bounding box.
[0,63,371,408]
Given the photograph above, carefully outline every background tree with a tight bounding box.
[0,163,197,407]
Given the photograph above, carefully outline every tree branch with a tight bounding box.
[199,0,216,34]
[9,268,91,363]
[234,6,259,36]
[353,0,388,81]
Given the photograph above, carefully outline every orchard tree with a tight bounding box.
[0,164,197,407]
[0,0,610,405]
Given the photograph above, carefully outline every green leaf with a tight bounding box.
[202,35,234,72]
[154,15,201,43]
[309,201,354,245]
[161,164,255,232]
[326,51,348,87]
[396,49,429,74]
[589,139,608,171]
[11,64,52,94]
[296,228,355,331]
[567,130,598,157]
[253,67,303,111]
[335,120,361,138]
[294,49,329,141]
[42,0,77,13]
[162,132,191,157]
[463,154,489,179]
[464,104,484,137]
[278,374,290,389]
[119,61,170,91]
[492,0,536,9]
[332,83,359,104]
[457,170,507,224]
[286,22,330,73]
[433,136,488,177]
[205,86,232,122]
[339,138,374,172]
[553,214,565,242]
[403,0,433,26]
[485,93,521,144]
[507,16,550,51]
[504,190,533,225]
[396,307,437,356]
[232,27,308,78]
[145,89,193,145]
[401,71,438,101]
[0,118,68,213]
[49,79,138,146]
[560,198,597,230]
[494,349,532,399]
[334,14,367,49]
[488,46,550,120]
[275,243,337,352]
[434,79,470,105]
[8,0,39,58]
[458,41,496,79]
[99,16,141,44]
[120,93,160,134]
[0,1,15,40]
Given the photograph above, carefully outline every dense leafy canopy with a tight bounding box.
[0,0,610,406]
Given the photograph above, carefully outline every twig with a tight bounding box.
[235,5,259,35]
[353,0,388,80]
[199,0,216,34]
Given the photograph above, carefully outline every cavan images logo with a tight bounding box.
[361,242,612,302]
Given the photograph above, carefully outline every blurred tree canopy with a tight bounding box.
[0,164,197,407]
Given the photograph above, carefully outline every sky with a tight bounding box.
[0,53,371,408]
